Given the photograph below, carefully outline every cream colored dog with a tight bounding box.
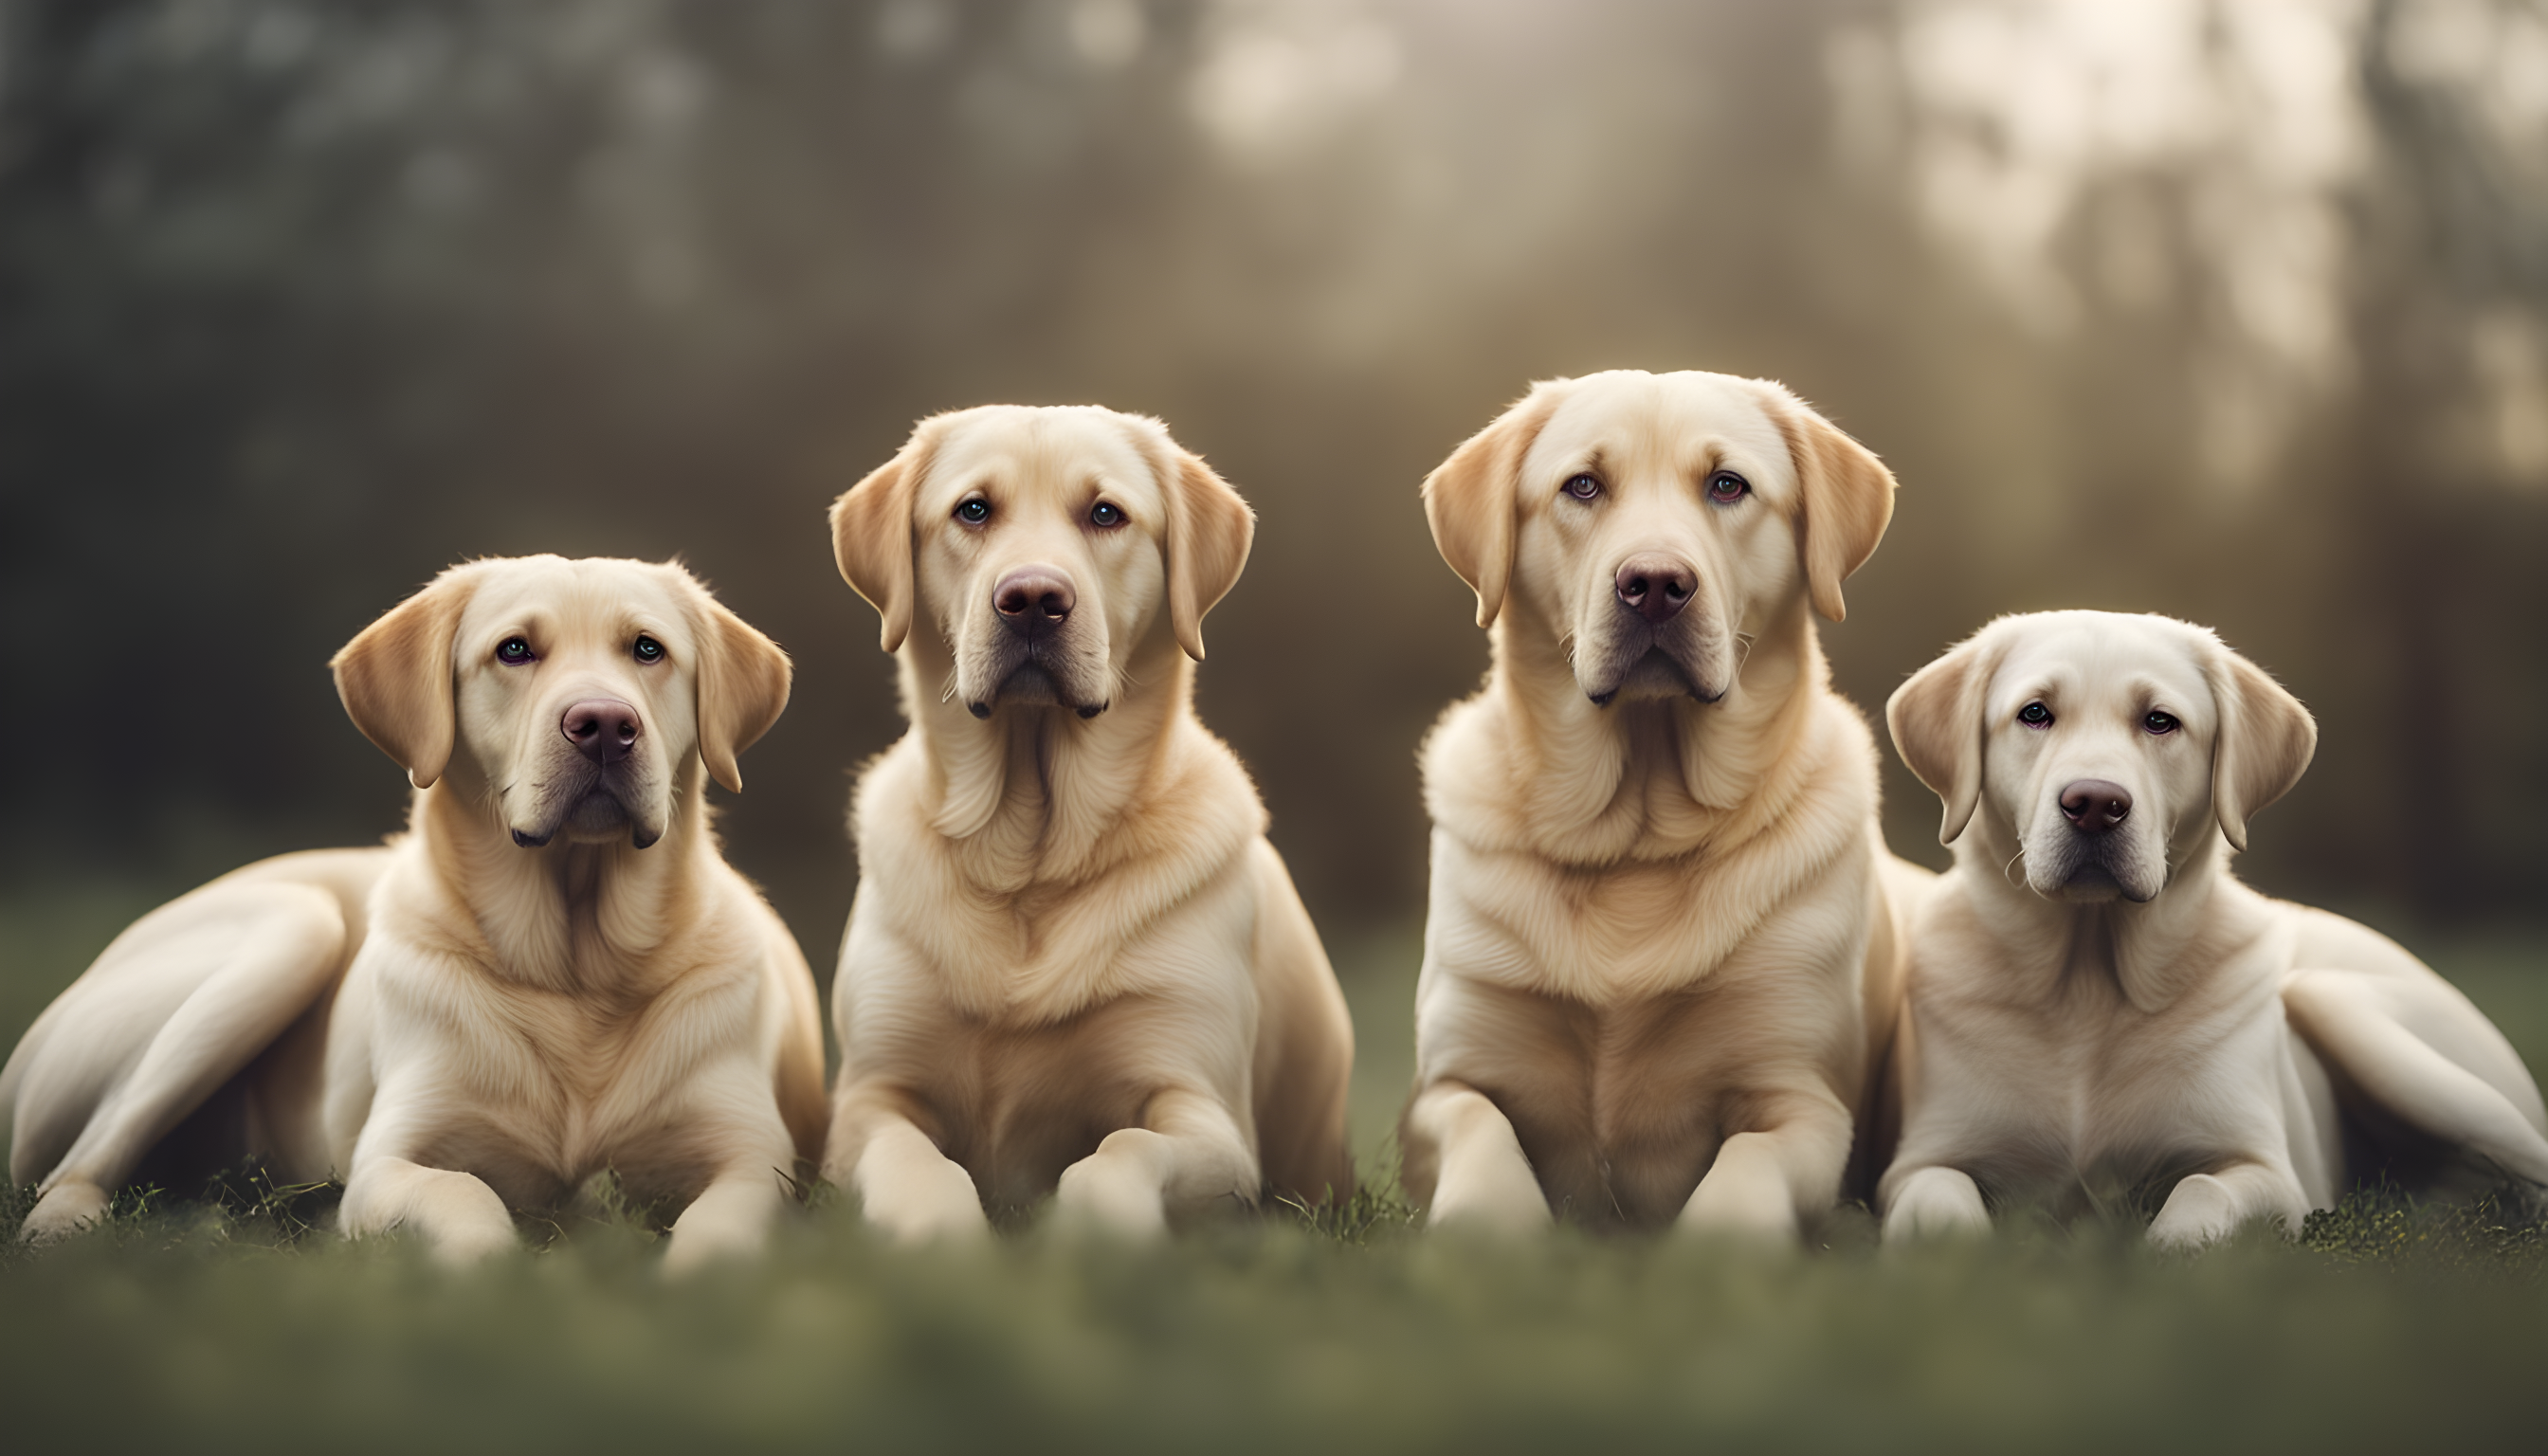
[1880,610,2548,1247]
[1402,369,1927,1236]
[2,556,823,1269]
[821,405,1354,1241]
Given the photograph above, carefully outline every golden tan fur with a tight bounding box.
[820,405,1354,1240]
[2,556,822,1269]
[1401,369,1928,1236]
[1879,611,2548,1247]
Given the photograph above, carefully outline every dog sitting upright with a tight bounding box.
[2,556,823,1268]
[1402,369,1928,1238]
[821,405,1355,1241]
[1880,610,2548,1246]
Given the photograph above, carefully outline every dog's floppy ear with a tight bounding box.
[1422,382,1565,630]
[2205,639,2316,853]
[1757,381,1897,623]
[683,575,793,794]
[1887,626,2005,846]
[331,563,482,791]
[1144,424,1256,663]
[830,418,945,654]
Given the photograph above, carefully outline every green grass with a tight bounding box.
[8,886,2548,1452]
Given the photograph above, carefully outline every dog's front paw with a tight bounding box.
[1053,1131,1174,1241]
[1882,1167,1993,1245]
[18,1180,111,1244]
[861,1173,992,1247]
[2148,1172,2289,1251]
[1054,1163,1169,1241]
[425,1223,521,1267]
[1678,1176,1802,1246]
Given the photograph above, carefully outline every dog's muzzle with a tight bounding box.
[965,565,1109,719]
[510,699,663,849]
[1582,555,1726,706]
[2031,779,2160,903]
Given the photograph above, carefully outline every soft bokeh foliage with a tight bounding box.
[3,0,2543,955]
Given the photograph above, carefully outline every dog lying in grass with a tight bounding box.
[821,405,1355,1241]
[1879,610,2548,1247]
[1400,370,1929,1237]
[1,555,823,1269]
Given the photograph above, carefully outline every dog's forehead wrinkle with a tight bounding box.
[463,566,687,653]
[1997,624,2213,725]
[1534,388,1790,506]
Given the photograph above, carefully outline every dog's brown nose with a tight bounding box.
[2060,779,2133,835]
[1614,555,1696,626]
[563,699,642,766]
[994,567,1076,632]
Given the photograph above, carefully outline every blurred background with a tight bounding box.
[4,0,2544,1090]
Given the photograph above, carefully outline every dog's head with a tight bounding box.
[1421,370,1895,704]
[331,556,792,849]
[828,404,1254,717]
[1888,611,2317,904]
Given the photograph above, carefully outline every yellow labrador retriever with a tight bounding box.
[1880,610,2548,1247]
[821,405,1355,1240]
[1403,369,1927,1236]
[2,556,822,1269]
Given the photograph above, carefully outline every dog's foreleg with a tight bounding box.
[2148,1160,2310,1249]
[1406,1081,1552,1233]
[1053,1089,1256,1240]
[664,1161,791,1276]
[20,883,345,1245]
[339,1155,519,1265]
[2284,970,2548,1187]
[1879,1165,1993,1243]
[828,1102,991,1244]
[1677,1093,1853,1244]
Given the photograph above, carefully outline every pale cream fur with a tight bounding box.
[1403,369,1929,1236]
[1879,610,2548,1247]
[2,556,823,1270]
[820,405,1354,1241]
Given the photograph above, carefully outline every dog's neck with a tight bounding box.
[893,626,1238,892]
[409,757,716,996]
[1460,591,1829,864]
[1949,819,2272,1013]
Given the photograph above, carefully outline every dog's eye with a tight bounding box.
[2017,701,2053,728]
[2144,710,2179,736]
[1089,500,1125,528]
[1562,474,1603,501]
[955,498,992,525]
[633,635,664,664]
[1707,470,1750,503]
[497,637,536,665]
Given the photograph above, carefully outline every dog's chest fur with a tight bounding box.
[1433,968,1863,1226]
[1905,903,2302,1211]
[835,720,1266,1203]
[1413,681,1881,1225]
[371,883,772,1208]
[915,992,1241,1213]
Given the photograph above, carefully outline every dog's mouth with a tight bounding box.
[2053,861,2125,903]
[510,765,663,850]
[1585,644,1726,708]
[2031,840,2162,905]
[966,647,1109,720]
